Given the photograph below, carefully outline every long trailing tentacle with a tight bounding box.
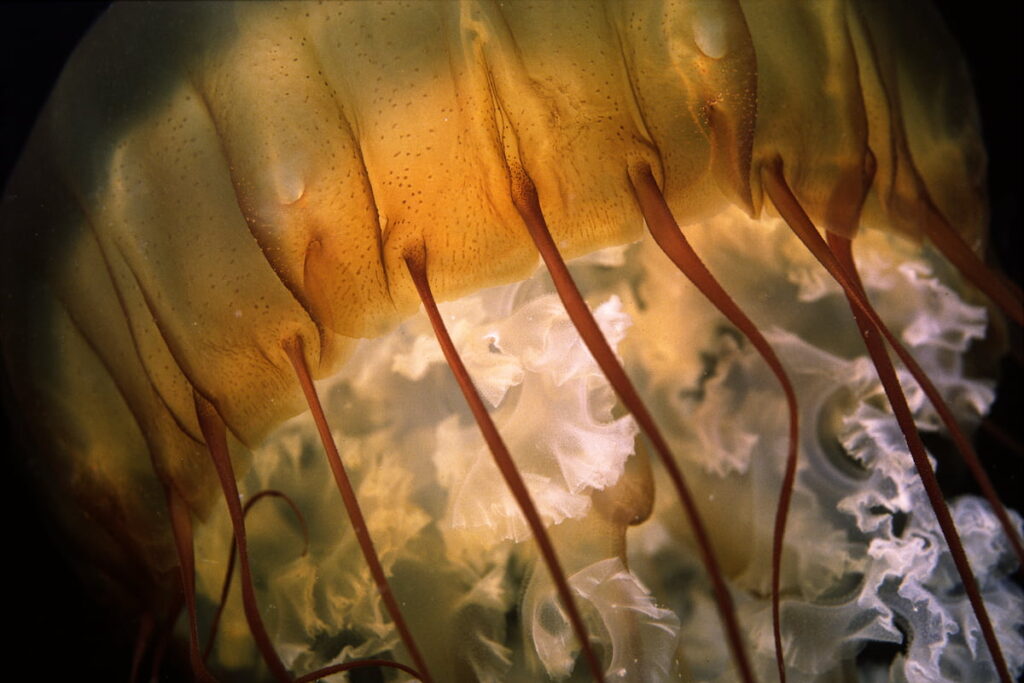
[203,490,310,662]
[767,156,1024,571]
[921,203,1024,326]
[828,232,1018,679]
[404,246,607,683]
[166,487,220,683]
[284,338,433,683]
[630,163,799,683]
[194,396,293,683]
[510,173,756,683]
[764,162,1012,683]
[828,233,1024,567]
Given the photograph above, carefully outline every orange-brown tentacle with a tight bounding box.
[195,397,293,683]
[767,159,1024,567]
[166,487,220,683]
[764,164,1012,683]
[283,339,433,683]
[828,233,1014,682]
[922,206,1024,326]
[203,490,310,662]
[404,248,607,683]
[630,163,798,683]
[829,233,1024,567]
[511,175,756,683]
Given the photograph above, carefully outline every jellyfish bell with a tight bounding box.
[0,2,1022,683]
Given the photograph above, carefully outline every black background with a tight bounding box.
[0,2,1020,681]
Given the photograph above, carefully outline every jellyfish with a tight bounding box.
[0,2,1021,682]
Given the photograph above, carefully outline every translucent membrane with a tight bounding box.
[631,164,800,682]
[188,208,1023,682]
[766,167,1011,681]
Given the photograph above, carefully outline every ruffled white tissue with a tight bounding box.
[528,557,680,681]
[622,210,1023,682]
[188,205,1022,682]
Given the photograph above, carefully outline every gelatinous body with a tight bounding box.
[1,2,1021,682]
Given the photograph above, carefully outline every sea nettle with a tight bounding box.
[0,2,1021,682]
